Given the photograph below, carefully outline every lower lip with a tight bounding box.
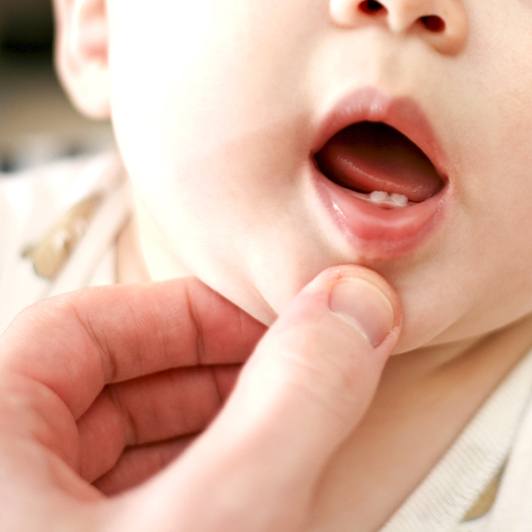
[309,159,452,259]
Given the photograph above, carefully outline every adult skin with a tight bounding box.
[0,265,400,531]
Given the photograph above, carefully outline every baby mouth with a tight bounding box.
[312,121,446,208]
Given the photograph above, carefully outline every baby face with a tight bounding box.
[58,0,532,354]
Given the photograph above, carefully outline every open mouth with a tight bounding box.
[309,87,453,258]
[312,120,447,209]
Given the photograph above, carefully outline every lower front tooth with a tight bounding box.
[369,191,389,203]
[390,193,408,207]
[368,190,409,208]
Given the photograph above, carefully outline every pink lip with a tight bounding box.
[309,86,453,260]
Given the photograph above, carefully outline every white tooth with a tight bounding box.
[390,193,408,207]
[369,191,389,204]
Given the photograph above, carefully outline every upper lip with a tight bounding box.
[310,86,450,184]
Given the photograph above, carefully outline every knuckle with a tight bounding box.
[3,291,97,360]
[10,294,73,333]
[18,291,84,322]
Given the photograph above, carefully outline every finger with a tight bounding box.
[78,364,240,481]
[134,266,401,531]
[213,265,401,483]
[94,435,195,496]
[0,277,265,422]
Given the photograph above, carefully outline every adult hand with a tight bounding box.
[0,265,401,532]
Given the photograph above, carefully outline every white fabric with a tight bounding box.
[0,152,129,332]
[2,155,532,531]
[485,364,532,531]
[383,347,532,531]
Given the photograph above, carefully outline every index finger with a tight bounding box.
[0,277,266,418]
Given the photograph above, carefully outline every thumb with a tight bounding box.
[174,266,400,490]
[210,265,402,482]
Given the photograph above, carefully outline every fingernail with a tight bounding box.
[328,277,395,348]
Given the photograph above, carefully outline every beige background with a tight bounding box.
[0,1,112,171]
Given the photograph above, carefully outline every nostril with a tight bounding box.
[359,0,387,15]
[419,15,446,33]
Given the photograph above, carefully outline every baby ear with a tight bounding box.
[53,0,110,119]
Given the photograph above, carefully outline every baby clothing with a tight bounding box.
[382,348,532,531]
[1,154,532,531]
[0,152,129,332]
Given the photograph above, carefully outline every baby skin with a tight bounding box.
[54,0,532,529]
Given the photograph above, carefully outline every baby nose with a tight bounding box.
[329,0,468,55]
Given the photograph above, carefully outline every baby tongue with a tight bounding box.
[314,122,444,203]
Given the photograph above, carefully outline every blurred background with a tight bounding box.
[0,0,112,174]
